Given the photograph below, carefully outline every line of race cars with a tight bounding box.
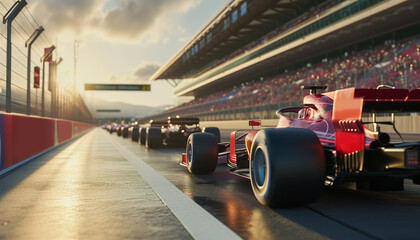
[105,86,420,208]
[105,117,220,149]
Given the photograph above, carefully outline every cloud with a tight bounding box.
[107,62,161,83]
[133,63,161,80]
[29,0,103,36]
[29,0,200,42]
[106,74,118,82]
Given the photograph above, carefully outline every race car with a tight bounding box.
[139,120,169,146]
[105,123,117,133]
[182,86,420,207]
[143,117,220,148]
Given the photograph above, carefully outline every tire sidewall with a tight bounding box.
[139,128,146,145]
[249,128,325,207]
[146,127,162,148]
[186,136,194,172]
[187,133,217,174]
[250,131,272,205]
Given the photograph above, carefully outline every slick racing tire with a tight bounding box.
[131,128,139,142]
[203,127,221,143]
[249,128,325,207]
[139,128,147,145]
[146,127,162,149]
[117,127,122,136]
[122,127,129,138]
[186,133,218,174]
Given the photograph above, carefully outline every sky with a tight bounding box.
[27,0,227,108]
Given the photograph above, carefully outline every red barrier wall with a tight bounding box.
[57,120,73,144]
[1,113,93,171]
[4,114,55,168]
[73,122,92,136]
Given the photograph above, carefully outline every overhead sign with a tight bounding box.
[96,110,121,112]
[85,84,151,91]
[43,47,54,63]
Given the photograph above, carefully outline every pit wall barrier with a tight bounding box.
[0,113,94,171]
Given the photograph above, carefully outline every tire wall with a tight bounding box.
[0,112,94,171]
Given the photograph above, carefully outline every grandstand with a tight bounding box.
[144,0,420,122]
[0,0,92,122]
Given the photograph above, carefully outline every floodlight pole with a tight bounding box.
[25,26,44,115]
[50,58,62,118]
[41,45,55,117]
[3,0,27,113]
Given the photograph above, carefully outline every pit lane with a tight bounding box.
[1,127,418,239]
[113,129,420,240]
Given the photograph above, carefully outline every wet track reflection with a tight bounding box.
[116,130,420,240]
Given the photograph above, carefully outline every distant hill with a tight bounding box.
[88,98,170,119]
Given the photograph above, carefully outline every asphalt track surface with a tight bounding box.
[0,128,419,239]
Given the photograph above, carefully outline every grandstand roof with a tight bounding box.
[151,0,326,81]
[152,0,420,97]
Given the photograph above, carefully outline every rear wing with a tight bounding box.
[354,89,420,112]
[168,117,199,125]
[332,88,420,156]
[149,120,169,127]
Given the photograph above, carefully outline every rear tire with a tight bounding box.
[139,128,146,145]
[131,127,139,142]
[250,128,325,207]
[146,127,162,149]
[186,133,218,174]
[203,127,221,143]
[122,127,129,138]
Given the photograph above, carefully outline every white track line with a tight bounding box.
[104,130,241,240]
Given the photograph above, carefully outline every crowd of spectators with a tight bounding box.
[165,34,419,116]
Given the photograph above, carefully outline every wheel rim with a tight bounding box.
[187,140,193,165]
[254,147,267,188]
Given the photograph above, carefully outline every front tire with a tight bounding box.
[203,127,221,143]
[146,127,162,149]
[250,128,325,207]
[186,133,218,174]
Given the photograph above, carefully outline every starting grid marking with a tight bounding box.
[104,130,241,240]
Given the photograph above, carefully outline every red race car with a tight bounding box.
[143,117,220,148]
[181,86,420,207]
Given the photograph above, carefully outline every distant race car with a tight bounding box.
[139,120,169,146]
[106,124,114,133]
[143,117,220,148]
[182,86,420,207]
